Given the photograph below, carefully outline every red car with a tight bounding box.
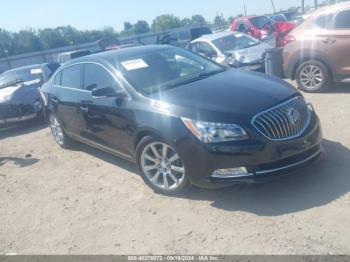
[230,15,296,47]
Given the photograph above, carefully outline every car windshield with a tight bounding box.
[212,33,260,52]
[0,67,43,89]
[250,16,272,29]
[118,48,225,95]
[271,14,287,22]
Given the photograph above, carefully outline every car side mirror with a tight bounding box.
[92,86,119,98]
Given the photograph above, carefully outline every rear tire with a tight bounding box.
[136,136,191,195]
[49,113,73,149]
[296,60,331,93]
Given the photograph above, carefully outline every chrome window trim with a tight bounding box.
[251,96,311,141]
[52,61,131,98]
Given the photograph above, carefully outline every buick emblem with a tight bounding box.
[287,108,300,126]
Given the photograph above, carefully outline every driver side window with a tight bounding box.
[83,63,122,91]
[198,42,217,59]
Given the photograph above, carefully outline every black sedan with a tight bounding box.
[0,63,60,126]
[40,45,323,195]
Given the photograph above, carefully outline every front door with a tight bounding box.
[78,63,135,157]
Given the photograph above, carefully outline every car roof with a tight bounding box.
[63,45,173,66]
[193,31,242,42]
[312,2,350,16]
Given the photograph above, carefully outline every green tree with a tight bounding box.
[180,18,192,27]
[121,22,134,36]
[152,14,181,31]
[134,20,151,34]
[191,14,207,26]
[214,15,226,28]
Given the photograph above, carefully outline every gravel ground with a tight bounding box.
[1,81,350,255]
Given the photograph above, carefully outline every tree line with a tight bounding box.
[0,14,236,58]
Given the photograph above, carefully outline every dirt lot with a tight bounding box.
[1,81,350,255]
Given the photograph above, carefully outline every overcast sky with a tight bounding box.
[0,0,316,31]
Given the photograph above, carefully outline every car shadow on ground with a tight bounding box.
[72,142,137,174]
[325,83,350,93]
[178,139,350,216]
[0,119,47,140]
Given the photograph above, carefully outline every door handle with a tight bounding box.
[79,106,89,113]
[51,96,59,103]
[322,38,336,44]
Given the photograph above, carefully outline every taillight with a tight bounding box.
[283,34,296,46]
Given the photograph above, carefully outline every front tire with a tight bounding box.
[49,113,72,148]
[136,136,191,195]
[296,60,331,92]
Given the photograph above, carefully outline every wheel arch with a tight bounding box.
[134,128,164,149]
[288,50,335,81]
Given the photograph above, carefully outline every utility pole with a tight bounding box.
[244,3,247,16]
[302,0,305,13]
[314,0,318,9]
[270,0,276,14]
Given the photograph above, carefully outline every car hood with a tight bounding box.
[0,82,40,105]
[226,42,270,63]
[150,69,299,124]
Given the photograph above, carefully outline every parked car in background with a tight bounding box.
[187,31,270,71]
[283,2,350,92]
[57,50,91,64]
[0,63,60,126]
[159,26,212,47]
[41,45,322,195]
[230,15,296,47]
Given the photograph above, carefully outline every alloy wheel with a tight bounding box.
[299,65,324,90]
[49,114,64,145]
[140,142,185,191]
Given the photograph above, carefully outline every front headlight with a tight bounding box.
[181,118,249,143]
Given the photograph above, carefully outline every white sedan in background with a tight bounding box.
[187,31,272,71]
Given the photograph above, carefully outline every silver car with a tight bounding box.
[187,31,271,71]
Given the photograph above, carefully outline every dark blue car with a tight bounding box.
[0,63,60,126]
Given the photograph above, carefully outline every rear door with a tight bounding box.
[53,64,85,136]
[78,63,134,157]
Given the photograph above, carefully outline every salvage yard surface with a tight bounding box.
[1,81,350,255]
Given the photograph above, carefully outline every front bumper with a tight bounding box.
[175,112,323,188]
[0,102,41,125]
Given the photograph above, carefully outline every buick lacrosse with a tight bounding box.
[40,45,323,194]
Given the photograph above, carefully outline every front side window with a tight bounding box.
[60,64,81,89]
[118,48,225,95]
[213,34,260,52]
[198,42,217,56]
[83,64,121,91]
[334,9,350,29]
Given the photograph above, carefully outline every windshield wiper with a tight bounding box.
[0,79,23,89]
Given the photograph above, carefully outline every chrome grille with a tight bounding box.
[252,97,311,141]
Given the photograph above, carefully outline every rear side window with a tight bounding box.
[314,14,333,28]
[83,64,121,91]
[334,10,350,29]
[61,65,82,89]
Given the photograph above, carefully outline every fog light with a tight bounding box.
[211,167,249,178]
